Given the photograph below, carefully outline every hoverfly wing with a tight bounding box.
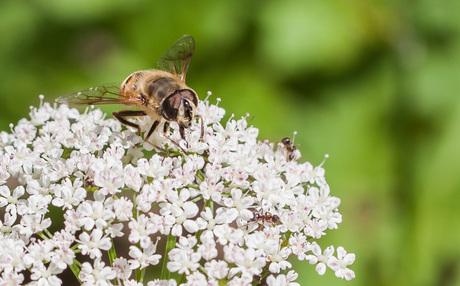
[56,83,125,106]
[157,35,195,82]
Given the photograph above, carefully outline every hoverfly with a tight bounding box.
[56,35,202,150]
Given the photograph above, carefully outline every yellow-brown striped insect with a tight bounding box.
[56,35,202,149]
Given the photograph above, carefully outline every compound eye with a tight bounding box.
[180,89,198,106]
[161,93,180,120]
[183,99,190,108]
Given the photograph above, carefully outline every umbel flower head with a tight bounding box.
[0,94,355,285]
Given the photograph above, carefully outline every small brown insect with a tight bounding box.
[56,35,202,150]
[83,176,96,189]
[250,210,281,225]
[238,210,281,232]
[281,137,298,161]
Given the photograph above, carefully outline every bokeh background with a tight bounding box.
[1,1,460,285]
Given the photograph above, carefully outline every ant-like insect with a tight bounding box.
[281,137,298,161]
[238,210,282,232]
[250,210,280,225]
[84,176,96,189]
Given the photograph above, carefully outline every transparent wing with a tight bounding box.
[56,83,133,106]
[157,35,195,82]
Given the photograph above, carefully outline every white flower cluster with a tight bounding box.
[0,95,355,285]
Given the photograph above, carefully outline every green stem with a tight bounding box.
[108,239,117,266]
[43,228,53,238]
[132,191,138,220]
[139,268,146,283]
[69,260,82,283]
[196,170,205,181]
[204,199,213,212]
[192,196,203,203]
[161,234,177,280]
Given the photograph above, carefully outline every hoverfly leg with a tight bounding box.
[113,110,168,155]
[163,122,186,153]
[178,126,189,148]
[144,140,170,157]
[143,120,170,156]
[196,115,204,141]
[112,110,147,136]
[145,120,160,142]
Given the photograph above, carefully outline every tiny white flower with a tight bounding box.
[147,279,177,286]
[17,193,51,216]
[51,244,75,270]
[113,257,132,280]
[0,208,17,235]
[113,196,134,221]
[77,228,112,259]
[204,259,229,280]
[183,271,208,285]
[79,258,116,286]
[267,246,292,273]
[11,119,37,144]
[221,188,253,219]
[161,189,199,236]
[327,246,356,281]
[229,247,266,278]
[77,200,115,231]
[52,178,86,210]
[29,262,63,285]
[167,236,201,275]
[105,222,124,238]
[199,179,224,202]
[0,267,25,285]
[266,270,300,286]
[288,233,311,260]
[123,164,143,192]
[63,209,81,234]
[305,242,335,276]
[0,237,26,272]
[199,207,227,231]
[29,100,51,126]
[0,185,24,209]
[213,224,244,246]
[128,242,161,270]
[92,160,124,196]
[304,218,328,239]
[198,231,218,260]
[128,214,156,246]
[23,239,54,268]
[123,280,144,286]
[137,155,173,179]
[18,213,51,237]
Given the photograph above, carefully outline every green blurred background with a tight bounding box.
[1,0,460,285]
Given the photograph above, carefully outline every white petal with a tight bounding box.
[316,263,327,275]
[183,220,198,233]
